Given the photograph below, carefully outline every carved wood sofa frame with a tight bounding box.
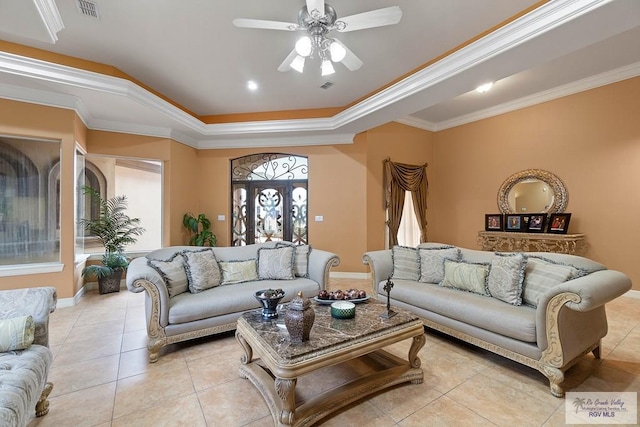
[363,248,631,397]
[127,245,340,362]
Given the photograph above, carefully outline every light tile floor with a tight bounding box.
[29,279,640,427]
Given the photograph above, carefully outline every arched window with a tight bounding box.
[231,153,308,246]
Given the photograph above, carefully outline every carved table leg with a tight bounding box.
[275,378,297,425]
[408,333,426,384]
[235,330,253,369]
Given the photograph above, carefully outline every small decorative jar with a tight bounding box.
[284,291,315,342]
[254,289,285,319]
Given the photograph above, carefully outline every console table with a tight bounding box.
[477,231,587,255]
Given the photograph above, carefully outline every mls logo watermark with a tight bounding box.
[566,392,637,424]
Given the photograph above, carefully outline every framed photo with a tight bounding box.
[485,214,503,231]
[548,213,571,234]
[526,214,547,233]
[505,214,525,232]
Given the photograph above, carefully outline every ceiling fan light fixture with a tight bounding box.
[291,55,306,73]
[295,36,312,57]
[321,59,335,76]
[329,41,346,62]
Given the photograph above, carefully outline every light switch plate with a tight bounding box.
[314,215,324,222]
[217,215,225,221]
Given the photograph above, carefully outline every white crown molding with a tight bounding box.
[196,133,355,150]
[0,81,78,110]
[394,116,436,132]
[0,0,621,148]
[431,61,640,131]
[333,0,612,129]
[202,117,336,136]
[89,118,179,140]
[33,0,65,43]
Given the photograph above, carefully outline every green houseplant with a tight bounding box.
[79,187,145,294]
[183,212,217,247]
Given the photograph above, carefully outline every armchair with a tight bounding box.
[0,287,57,426]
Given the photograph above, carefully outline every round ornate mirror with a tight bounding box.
[497,169,568,214]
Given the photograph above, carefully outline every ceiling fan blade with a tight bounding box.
[277,49,298,72]
[333,40,363,71]
[232,18,299,31]
[306,0,325,18]
[336,6,402,32]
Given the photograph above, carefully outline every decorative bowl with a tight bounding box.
[255,289,285,319]
[330,301,356,319]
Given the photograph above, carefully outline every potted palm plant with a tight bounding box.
[79,187,145,294]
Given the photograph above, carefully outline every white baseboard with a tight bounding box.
[624,289,640,299]
[57,286,86,308]
[57,280,126,307]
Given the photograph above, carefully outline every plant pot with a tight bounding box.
[99,270,123,294]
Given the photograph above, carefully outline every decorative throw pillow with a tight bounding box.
[182,248,222,293]
[258,246,295,280]
[148,253,189,297]
[522,257,579,307]
[418,247,461,283]
[219,260,259,285]
[0,315,34,352]
[276,242,312,277]
[440,260,490,296]
[487,253,526,305]
[392,246,419,281]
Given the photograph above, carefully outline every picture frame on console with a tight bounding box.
[505,214,525,232]
[485,214,503,231]
[527,214,547,233]
[548,213,571,234]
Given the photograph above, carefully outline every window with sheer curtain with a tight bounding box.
[397,191,420,247]
[383,158,428,248]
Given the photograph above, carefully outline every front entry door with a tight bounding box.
[232,180,307,246]
[251,182,289,243]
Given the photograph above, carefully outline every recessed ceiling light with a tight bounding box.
[247,80,258,91]
[476,82,493,93]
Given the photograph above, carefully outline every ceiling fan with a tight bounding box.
[233,0,402,75]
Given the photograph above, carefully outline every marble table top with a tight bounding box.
[238,299,421,365]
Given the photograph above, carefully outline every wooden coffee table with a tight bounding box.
[235,299,425,426]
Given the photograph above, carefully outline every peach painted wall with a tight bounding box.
[167,141,199,245]
[0,99,78,297]
[364,122,435,252]
[86,131,199,247]
[430,76,640,290]
[196,139,369,272]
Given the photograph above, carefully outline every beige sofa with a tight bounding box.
[126,242,339,362]
[362,243,631,397]
[0,287,56,427]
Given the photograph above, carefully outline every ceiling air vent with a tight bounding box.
[320,81,334,90]
[76,0,100,19]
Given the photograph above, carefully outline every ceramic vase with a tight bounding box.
[284,291,315,342]
[254,290,284,319]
